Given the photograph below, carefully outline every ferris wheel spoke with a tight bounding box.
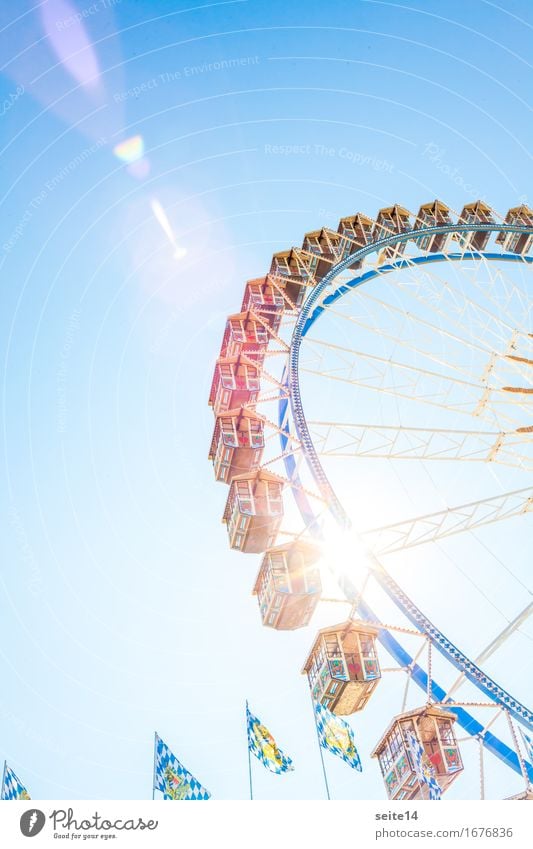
[328,291,533,387]
[457,705,504,743]
[301,364,531,427]
[302,338,533,420]
[394,243,532,316]
[448,603,533,704]
[475,602,533,665]
[446,610,533,719]
[466,254,532,327]
[301,369,511,425]
[308,421,533,469]
[361,487,533,555]
[395,263,532,347]
[302,338,484,384]
[305,335,485,383]
[380,278,532,374]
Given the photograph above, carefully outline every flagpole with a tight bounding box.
[310,699,331,800]
[1,761,6,800]
[246,701,254,800]
[247,742,254,801]
[152,733,157,800]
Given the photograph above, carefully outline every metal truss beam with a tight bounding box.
[308,421,533,470]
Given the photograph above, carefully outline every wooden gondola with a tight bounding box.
[220,310,269,362]
[209,408,264,483]
[414,199,452,252]
[373,205,412,262]
[337,213,375,268]
[269,249,314,308]
[371,705,463,800]
[241,277,286,331]
[456,201,494,251]
[302,620,381,714]
[496,205,533,255]
[208,354,261,416]
[222,469,284,553]
[253,541,321,629]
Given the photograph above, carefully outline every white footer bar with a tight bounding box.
[0,799,531,847]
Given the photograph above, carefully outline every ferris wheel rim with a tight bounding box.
[279,222,533,781]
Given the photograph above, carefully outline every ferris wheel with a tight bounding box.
[208,199,533,800]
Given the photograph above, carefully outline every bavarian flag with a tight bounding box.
[153,734,211,800]
[406,731,441,800]
[246,703,294,773]
[314,703,362,771]
[1,762,31,800]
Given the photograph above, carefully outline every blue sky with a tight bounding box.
[0,0,531,800]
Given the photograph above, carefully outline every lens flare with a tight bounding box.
[150,199,187,260]
[41,0,101,90]
[113,135,151,179]
[113,135,145,164]
[320,524,374,588]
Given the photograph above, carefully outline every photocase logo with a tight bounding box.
[20,809,46,837]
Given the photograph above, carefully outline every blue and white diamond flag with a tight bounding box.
[406,731,441,800]
[246,704,294,774]
[314,703,362,771]
[1,763,31,800]
[153,734,211,800]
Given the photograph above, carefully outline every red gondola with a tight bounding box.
[222,469,284,553]
[209,408,264,483]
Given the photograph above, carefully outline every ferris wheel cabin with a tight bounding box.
[371,706,463,800]
[209,408,264,483]
[373,205,412,262]
[302,228,342,279]
[457,201,494,251]
[241,278,286,331]
[337,213,375,268]
[496,205,533,255]
[222,469,284,553]
[253,541,322,630]
[269,250,313,308]
[208,355,261,415]
[220,311,269,361]
[415,200,452,252]
[302,620,381,715]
